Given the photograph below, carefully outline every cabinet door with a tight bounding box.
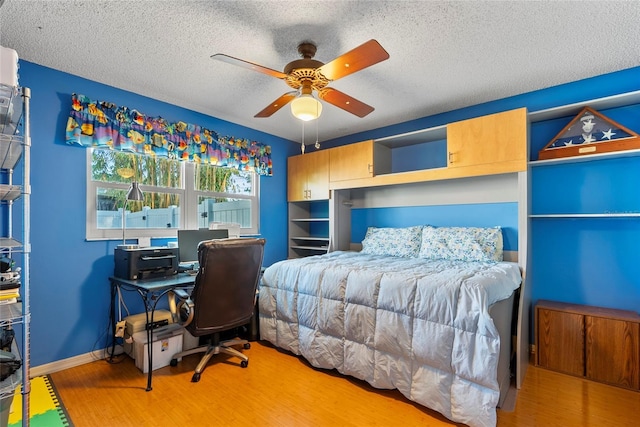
[586,316,640,389]
[288,150,329,201]
[447,108,527,171]
[305,149,329,200]
[287,154,308,202]
[537,307,585,377]
[329,140,374,182]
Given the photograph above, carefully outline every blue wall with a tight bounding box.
[15,59,640,368]
[16,61,297,367]
[351,203,518,251]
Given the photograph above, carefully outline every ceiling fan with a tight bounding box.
[212,39,390,121]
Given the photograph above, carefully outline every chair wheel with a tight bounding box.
[241,360,248,368]
[243,343,251,349]
[191,372,201,382]
[170,359,178,367]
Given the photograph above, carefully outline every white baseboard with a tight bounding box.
[30,345,124,378]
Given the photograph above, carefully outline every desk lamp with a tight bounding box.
[118,182,144,249]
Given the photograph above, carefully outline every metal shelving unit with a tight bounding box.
[1,83,31,426]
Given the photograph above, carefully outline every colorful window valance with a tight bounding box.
[65,93,273,176]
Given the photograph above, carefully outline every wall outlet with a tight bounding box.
[115,320,126,338]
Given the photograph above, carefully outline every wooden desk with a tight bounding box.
[109,273,196,391]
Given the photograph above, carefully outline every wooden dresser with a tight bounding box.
[535,300,640,390]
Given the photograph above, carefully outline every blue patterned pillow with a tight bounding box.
[361,226,423,258]
[419,226,503,262]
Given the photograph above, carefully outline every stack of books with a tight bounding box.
[0,270,21,305]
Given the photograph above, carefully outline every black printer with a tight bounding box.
[114,247,178,280]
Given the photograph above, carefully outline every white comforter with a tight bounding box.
[258,251,522,427]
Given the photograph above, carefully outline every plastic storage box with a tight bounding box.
[131,326,183,373]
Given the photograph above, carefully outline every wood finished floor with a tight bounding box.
[49,340,639,427]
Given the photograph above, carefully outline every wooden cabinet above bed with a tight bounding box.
[329,107,528,190]
[329,140,391,182]
[446,108,528,173]
[288,149,329,202]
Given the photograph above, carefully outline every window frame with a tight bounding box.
[85,149,260,241]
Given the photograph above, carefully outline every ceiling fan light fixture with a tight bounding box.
[291,94,322,121]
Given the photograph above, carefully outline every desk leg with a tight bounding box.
[141,293,154,392]
[109,282,118,362]
[131,288,155,391]
[140,289,173,392]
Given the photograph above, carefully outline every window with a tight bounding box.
[86,148,259,241]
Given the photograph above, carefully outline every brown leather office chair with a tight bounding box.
[169,237,265,382]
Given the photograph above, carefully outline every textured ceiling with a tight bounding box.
[1,0,639,145]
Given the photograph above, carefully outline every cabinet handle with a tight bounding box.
[307,189,311,199]
[448,151,454,164]
[368,163,373,175]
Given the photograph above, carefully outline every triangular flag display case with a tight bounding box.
[538,106,640,160]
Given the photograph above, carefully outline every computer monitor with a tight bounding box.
[177,229,229,265]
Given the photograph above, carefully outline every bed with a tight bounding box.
[258,225,522,427]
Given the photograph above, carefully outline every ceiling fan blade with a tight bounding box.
[254,92,297,118]
[317,39,389,81]
[318,87,374,118]
[211,53,288,79]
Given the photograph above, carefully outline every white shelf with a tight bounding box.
[0,134,24,170]
[290,245,329,251]
[0,302,22,326]
[0,184,21,202]
[290,218,329,222]
[528,90,640,123]
[530,148,640,167]
[530,213,640,218]
[374,124,447,148]
[0,237,22,248]
[0,84,23,136]
[291,236,330,241]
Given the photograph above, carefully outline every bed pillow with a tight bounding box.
[419,226,503,262]
[360,226,423,258]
